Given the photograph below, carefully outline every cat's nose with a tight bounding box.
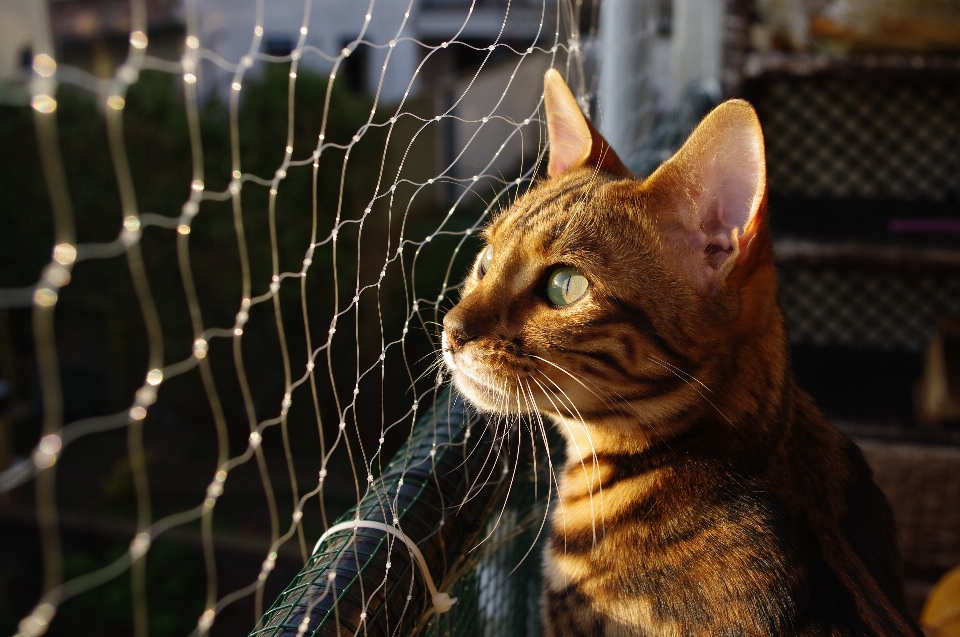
[443,308,478,351]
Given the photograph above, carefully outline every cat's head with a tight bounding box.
[442,70,778,440]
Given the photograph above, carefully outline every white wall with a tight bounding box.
[0,0,33,84]
[196,0,420,103]
[669,0,723,103]
[451,51,553,181]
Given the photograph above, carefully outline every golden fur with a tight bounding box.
[442,70,921,636]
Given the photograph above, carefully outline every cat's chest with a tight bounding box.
[543,548,735,637]
[544,463,670,597]
[542,516,795,637]
[544,465,801,618]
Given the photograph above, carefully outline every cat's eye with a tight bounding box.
[546,266,588,307]
[477,245,493,278]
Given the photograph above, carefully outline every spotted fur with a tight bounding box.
[442,71,921,636]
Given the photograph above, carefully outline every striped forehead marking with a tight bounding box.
[499,171,602,236]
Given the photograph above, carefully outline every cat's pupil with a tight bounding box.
[547,266,588,306]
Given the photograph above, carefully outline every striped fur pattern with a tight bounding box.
[441,72,922,636]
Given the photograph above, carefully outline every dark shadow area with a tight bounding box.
[791,345,924,426]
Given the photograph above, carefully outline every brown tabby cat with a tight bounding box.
[441,69,923,636]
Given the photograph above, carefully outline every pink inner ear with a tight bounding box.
[548,114,591,176]
[676,103,765,270]
[648,99,766,292]
[696,127,765,253]
[543,70,593,177]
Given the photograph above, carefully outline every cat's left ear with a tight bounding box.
[645,99,767,294]
[543,69,630,177]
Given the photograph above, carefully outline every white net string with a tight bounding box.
[0,0,634,635]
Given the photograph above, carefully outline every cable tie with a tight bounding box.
[312,520,457,615]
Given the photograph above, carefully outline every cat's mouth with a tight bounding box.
[442,332,527,414]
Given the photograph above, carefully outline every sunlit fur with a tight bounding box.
[442,79,921,636]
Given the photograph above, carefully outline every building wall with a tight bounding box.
[196,0,420,103]
[0,0,33,85]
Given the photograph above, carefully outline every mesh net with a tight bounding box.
[757,77,960,202]
[748,75,960,354]
[0,0,662,635]
[3,1,958,635]
[779,263,960,352]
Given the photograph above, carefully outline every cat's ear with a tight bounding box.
[543,69,629,177]
[645,99,767,293]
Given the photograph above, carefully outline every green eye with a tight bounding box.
[478,245,493,278]
[547,266,588,306]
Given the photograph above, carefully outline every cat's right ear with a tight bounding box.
[644,99,767,294]
[543,69,629,177]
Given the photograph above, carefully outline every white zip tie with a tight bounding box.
[312,520,457,614]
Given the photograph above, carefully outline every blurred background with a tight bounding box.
[0,0,958,635]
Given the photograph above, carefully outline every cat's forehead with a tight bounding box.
[485,172,644,262]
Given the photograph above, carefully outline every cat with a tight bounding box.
[441,69,923,636]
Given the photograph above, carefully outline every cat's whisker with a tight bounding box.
[462,184,494,212]
[644,356,733,426]
[646,354,714,394]
[531,358,686,455]
[416,355,447,383]
[501,379,560,579]
[487,179,508,218]
[532,373,603,547]
[485,390,526,538]
[523,378,563,504]
[518,383,539,498]
[532,354,616,398]
[531,368,606,487]
[530,354,636,420]
[565,152,607,232]
[529,376,573,557]
[441,389,504,479]
[421,354,454,387]
[458,422,506,511]
[467,377,526,552]
[457,381,511,504]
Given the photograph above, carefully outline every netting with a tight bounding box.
[0,1,667,635]
[779,262,960,352]
[756,77,960,202]
[745,74,960,353]
[5,0,960,634]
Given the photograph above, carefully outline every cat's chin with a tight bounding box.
[442,337,525,415]
[449,372,525,415]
